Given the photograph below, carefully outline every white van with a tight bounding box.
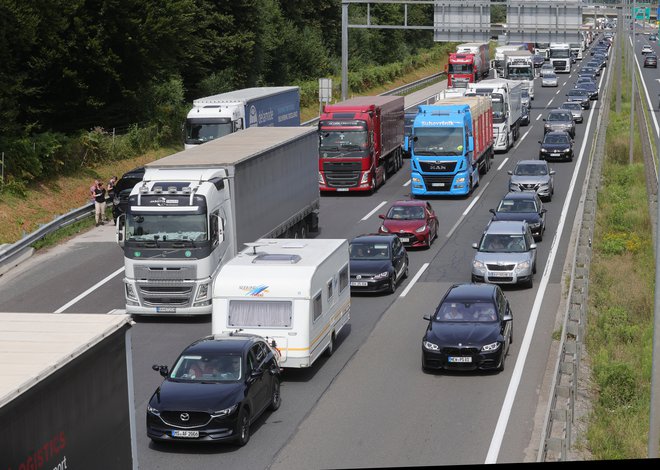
[212,238,350,368]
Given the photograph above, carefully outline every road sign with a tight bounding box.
[634,7,650,20]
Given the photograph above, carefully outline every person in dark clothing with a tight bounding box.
[94,182,107,226]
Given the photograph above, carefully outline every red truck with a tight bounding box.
[446,42,490,88]
[318,95,404,193]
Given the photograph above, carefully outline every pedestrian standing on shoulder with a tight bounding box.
[107,176,117,200]
[94,181,107,226]
[90,179,99,202]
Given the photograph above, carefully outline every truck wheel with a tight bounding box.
[380,167,387,188]
[299,223,307,239]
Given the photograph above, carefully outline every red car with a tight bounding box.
[378,200,438,248]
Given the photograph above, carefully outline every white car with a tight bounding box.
[540,64,554,76]
[541,73,558,87]
[642,45,654,55]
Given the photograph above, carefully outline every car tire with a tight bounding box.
[526,276,534,289]
[497,348,506,372]
[268,378,282,411]
[403,260,409,279]
[387,276,396,294]
[533,262,537,274]
[536,232,543,243]
[235,408,251,446]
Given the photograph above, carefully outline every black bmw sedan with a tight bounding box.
[421,283,513,372]
[349,233,409,294]
[147,333,281,446]
[539,131,574,162]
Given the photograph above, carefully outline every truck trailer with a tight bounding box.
[183,86,300,149]
[212,238,351,369]
[318,95,404,193]
[503,50,536,100]
[465,78,523,152]
[117,126,320,316]
[410,95,494,197]
[0,313,136,469]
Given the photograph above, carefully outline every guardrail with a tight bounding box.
[0,72,447,275]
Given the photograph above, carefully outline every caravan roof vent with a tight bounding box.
[281,241,306,249]
[252,253,301,264]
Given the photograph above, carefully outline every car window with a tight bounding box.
[170,353,243,382]
[515,163,547,176]
[350,242,390,260]
[435,300,498,322]
[544,134,569,144]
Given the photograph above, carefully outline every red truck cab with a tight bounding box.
[446,53,479,88]
[318,96,404,193]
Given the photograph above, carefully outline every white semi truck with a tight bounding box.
[503,50,535,100]
[465,78,523,152]
[116,126,320,316]
[549,43,572,72]
[183,86,300,149]
[492,44,526,77]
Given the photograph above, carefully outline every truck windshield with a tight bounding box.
[448,64,473,74]
[550,49,570,58]
[413,127,464,156]
[319,130,368,151]
[126,213,207,242]
[185,120,233,145]
[490,94,505,122]
[507,66,533,80]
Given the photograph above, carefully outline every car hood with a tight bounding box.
[382,219,425,233]
[425,321,500,347]
[510,175,551,185]
[350,259,392,275]
[474,251,533,265]
[149,380,244,412]
[492,212,542,224]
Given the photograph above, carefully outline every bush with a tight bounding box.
[594,362,637,410]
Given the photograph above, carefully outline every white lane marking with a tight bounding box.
[446,181,490,239]
[547,98,554,106]
[361,201,388,221]
[555,90,561,95]
[55,267,125,313]
[399,263,429,298]
[403,179,411,187]
[485,67,601,464]
[536,114,542,121]
[513,128,531,150]
[497,157,509,171]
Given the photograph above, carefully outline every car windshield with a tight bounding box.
[515,163,548,176]
[497,199,538,213]
[544,133,570,144]
[479,234,528,253]
[544,73,557,79]
[562,103,581,110]
[548,112,571,121]
[170,353,243,382]
[350,242,390,260]
[434,301,499,322]
[386,205,425,220]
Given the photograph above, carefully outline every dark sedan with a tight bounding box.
[644,55,658,68]
[147,333,282,446]
[565,88,591,109]
[489,192,546,241]
[539,130,574,163]
[532,54,546,68]
[576,82,599,100]
[421,283,513,372]
[349,234,409,294]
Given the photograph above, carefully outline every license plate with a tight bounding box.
[351,281,368,287]
[489,271,511,277]
[157,307,176,313]
[431,183,445,187]
[172,430,199,438]
[337,188,349,192]
[448,356,472,363]
[550,153,560,157]
[399,238,410,243]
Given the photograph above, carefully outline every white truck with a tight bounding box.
[116,126,320,316]
[549,43,572,73]
[503,50,535,100]
[465,78,523,152]
[569,39,584,60]
[492,44,526,77]
[212,238,351,368]
[183,86,300,149]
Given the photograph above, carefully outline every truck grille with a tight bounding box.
[418,161,457,173]
[134,265,197,281]
[323,161,362,188]
[138,281,194,307]
[161,411,212,428]
[553,60,567,68]
[422,175,454,190]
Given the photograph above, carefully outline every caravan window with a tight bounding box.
[327,279,334,303]
[228,300,292,328]
[312,292,322,322]
[339,265,349,293]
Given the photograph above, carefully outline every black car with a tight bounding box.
[421,283,513,372]
[521,104,530,126]
[112,166,145,222]
[532,54,546,68]
[576,82,599,100]
[644,55,658,68]
[147,333,282,445]
[489,192,546,241]
[539,130,574,163]
[581,65,600,77]
[565,88,591,110]
[349,234,409,294]
[543,109,576,137]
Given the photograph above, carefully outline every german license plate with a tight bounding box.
[448,356,472,363]
[399,238,410,243]
[172,430,199,438]
[337,188,349,192]
[550,153,560,157]
[157,307,176,313]
[489,271,510,277]
[351,281,368,287]
[431,182,445,187]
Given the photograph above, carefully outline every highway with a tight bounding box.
[0,38,621,469]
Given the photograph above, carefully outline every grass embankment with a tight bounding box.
[586,50,656,458]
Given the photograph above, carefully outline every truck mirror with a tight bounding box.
[233,118,244,132]
[116,214,126,247]
[217,216,225,243]
[468,136,474,152]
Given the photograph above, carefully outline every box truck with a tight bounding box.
[0,313,136,469]
[117,127,320,316]
[549,43,572,72]
[318,95,404,193]
[212,238,351,369]
[492,44,526,77]
[503,50,536,100]
[410,95,494,197]
[183,86,300,149]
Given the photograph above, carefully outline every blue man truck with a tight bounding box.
[410,95,494,197]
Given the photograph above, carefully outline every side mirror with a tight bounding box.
[507,170,513,175]
[502,313,513,322]
[378,214,385,219]
[530,243,537,250]
[538,140,542,144]
[472,242,478,249]
[489,208,496,215]
[423,314,431,321]
[541,208,548,214]
[249,369,264,380]
[116,214,126,247]
[550,170,556,175]
[153,365,169,377]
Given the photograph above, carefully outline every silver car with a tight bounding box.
[508,159,555,201]
[541,72,558,87]
[471,220,537,289]
[559,101,584,123]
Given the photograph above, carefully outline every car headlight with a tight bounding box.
[147,404,160,416]
[373,271,390,280]
[515,260,531,272]
[473,259,485,270]
[481,341,501,352]
[211,404,238,418]
[415,224,428,233]
[563,148,571,153]
[509,183,518,191]
[380,225,389,233]
[540,148,548,153]
[423,340,439,351]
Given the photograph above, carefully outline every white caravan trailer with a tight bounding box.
[212,238,350,368]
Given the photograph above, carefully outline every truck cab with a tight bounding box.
[549,43,572,72]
